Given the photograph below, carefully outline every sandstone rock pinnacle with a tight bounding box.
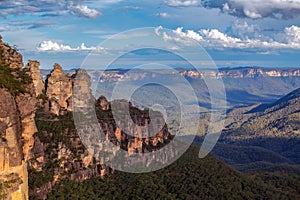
[25,60,44,97]
[46,63,73,115]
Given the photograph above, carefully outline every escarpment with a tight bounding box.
[29,65,174,199]
[0,35,174,199]
[95,97,172,155]
[0,36,39,200]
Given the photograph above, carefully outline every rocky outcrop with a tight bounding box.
[0,36,43,200]
[0,36,23,69]
[45,64,73,115]
[28,69,111,199]
[28,67,174,199]
[72,69,94,109]
[16,93,37,161]
[0,36,175,199]
[0,89,23,169]
[24,61,44,97]
[96,98,172,155]
[0,89,29,200]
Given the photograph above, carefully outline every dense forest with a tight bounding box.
[30,143,300,199]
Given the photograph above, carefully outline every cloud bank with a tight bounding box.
[165,0,300,19]
[0,0,104,18]
[201,0,300,19]
[155,25,300,50]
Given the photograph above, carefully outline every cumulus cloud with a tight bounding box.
[201,0,300,19]
[37,40,73,51]
[285,25,300,47]
[165,0,200,7]
[155,25,300,50]
[37,40,106,52]
[68,4,102,18]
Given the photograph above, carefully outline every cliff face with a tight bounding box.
[181,67,300,79]
[84,67,300,84]
[0,36,23,69]
[95,98,172,155]
[45,63,73,115]
[0,35,175,199]
[0,36,40,200]
[0,88,25,199]
[24,61,44,97]
[28,69,111,199]
[28,66,174,199]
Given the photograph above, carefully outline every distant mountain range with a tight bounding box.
[41,66,300,80]
[40,67,300,108]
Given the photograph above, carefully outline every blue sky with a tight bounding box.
[0,0,300,69]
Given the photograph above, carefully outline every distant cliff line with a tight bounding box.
[39,67,300,82]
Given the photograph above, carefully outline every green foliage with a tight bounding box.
[0,44,32,96]
[29,110,83,190]
[34,109,80,155]
[46,146,300,200]
[37,89,48,104]
[251,172,300,197]
[96,108,114,123]
[0,177,21,199]
[28,168,54,190]
[0,183,7,200]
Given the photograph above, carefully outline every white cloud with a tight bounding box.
[154,26,163,36]
[156,12,171,18]
[122,6,141,10]
[285,25,300,47]
[0,1,106,18]
[37,40,106,52]
[155,25,300,50]
[204,0,300,19]
[37,40,72,51]
[165,0,200,7]
[69,4,102,18]
[243,9,262,19]
[231,20,260,39]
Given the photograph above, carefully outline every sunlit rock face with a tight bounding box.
[0,35,43,200]
[0,88,36,200]
[24,60,44,97]
[45,63,73,115]
[27,69,112,199]
[0,35,176,199]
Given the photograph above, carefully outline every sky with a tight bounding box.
[0,0,300,69]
